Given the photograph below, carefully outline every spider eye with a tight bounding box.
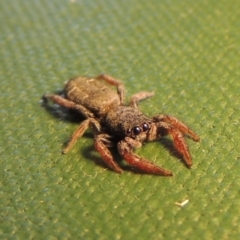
[142,123,150,132]
[132,126,141,135]
[127,129,131,135]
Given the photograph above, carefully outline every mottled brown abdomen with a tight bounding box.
[65,77,120,116]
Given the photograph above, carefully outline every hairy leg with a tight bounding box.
[63,118,101,153]
[156,122,194,167]
[96,74,125,104]
[130,91,155,108]
[154,114,200,142]
[43,94,94,118]
[94,134,123,173]
[118,139,173,176]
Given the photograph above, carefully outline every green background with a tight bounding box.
[1,0,240,239]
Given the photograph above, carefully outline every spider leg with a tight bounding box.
[130,91,155,108]
[156,122,194,167]
[96,74,125,104]
[154,114,200,142]
[118,138,173,176]
[44,94,102,153]
[63,118,101,153]
[94,134,123,173]
[43,94,94,118]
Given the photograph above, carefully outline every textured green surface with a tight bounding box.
[1,0,240,239]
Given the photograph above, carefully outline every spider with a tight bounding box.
[43,74,200,176]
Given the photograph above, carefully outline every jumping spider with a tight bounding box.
[43,74,200,176]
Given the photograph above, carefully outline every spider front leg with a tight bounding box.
[94,134,123,173]
[118,137,173,176]
[154,121,195,167]
[153,114,200,142]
